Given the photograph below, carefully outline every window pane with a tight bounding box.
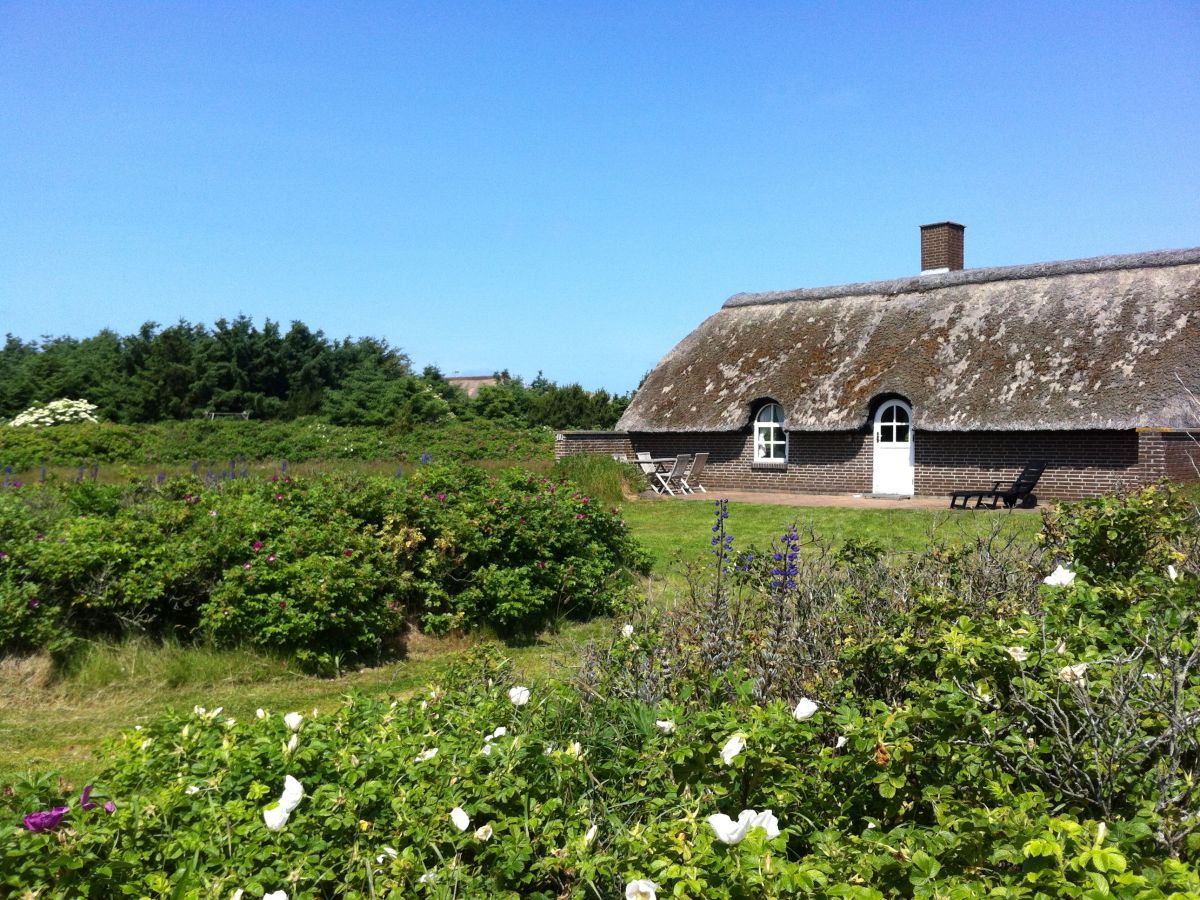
[882,406,894,423]
[771,426,784,442]
[770,443,784,459]
[879,424,893,443]
[894,406,909,424]
[895,424,909,443]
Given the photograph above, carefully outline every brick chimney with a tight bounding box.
[920,222,965,274]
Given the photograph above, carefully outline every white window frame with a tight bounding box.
[753,402,787,464]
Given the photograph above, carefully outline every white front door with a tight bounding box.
[872,400,915,495]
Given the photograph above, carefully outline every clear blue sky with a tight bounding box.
[3,1,1198,393]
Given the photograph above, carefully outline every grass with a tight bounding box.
[620,495,1042,573]
[0,487,1041,786]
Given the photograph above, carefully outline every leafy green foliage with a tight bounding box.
[0,466,646,667]
[0,417,551,470]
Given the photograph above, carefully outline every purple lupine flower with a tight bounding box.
[770,524,800,592]
[79,785,98,811]
[23,806,68,833]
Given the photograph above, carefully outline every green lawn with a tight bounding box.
[620,495,1041,573]
[0,493,1041,786]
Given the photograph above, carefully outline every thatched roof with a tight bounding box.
[618,248,1200,433]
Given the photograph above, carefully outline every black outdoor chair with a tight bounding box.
[949,461,1047,509]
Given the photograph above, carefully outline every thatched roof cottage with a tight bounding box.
[558,224,1200,500]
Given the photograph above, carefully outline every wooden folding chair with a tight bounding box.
[679,452,708,493]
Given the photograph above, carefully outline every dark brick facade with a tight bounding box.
[556,427,1200,501]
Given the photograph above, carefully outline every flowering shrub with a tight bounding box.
[7,398,99,428]
[379,464,649,638]
[3,642,1199,896]
[0,466,646,666]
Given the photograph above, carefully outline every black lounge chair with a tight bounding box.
[949,461,1047,509]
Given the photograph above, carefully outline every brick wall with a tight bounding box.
[915,430,1163,499]
[556,428,1192,500]
[1162,431,1200,481]
[554,431,634,460]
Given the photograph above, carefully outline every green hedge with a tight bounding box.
[0,418,552,470]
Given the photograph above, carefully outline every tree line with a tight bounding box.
[0,316,630,430]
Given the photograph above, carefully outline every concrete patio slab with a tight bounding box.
[640,489,1039,511]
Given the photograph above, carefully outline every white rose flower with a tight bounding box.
[474,823,493,841]
[450,806,470,831]
[720,733,746,766]
[835,735,848,749]
[263,892,288,900]
[1043,565,1076,587]
[625,880,658,900]
[283,712,303,731]
[706,808,780,845]
[654,719,676,734]
[1057,662,1089,685]
[486,726,507,741]
[375,846,398,864]
[256,708,266,719]
[263,804,290,831]
[584,823,598,845]
[792,698,819,721]
[480,743,493,757]
[621,623,634,638]
[415,747,438,762]
[185,785,200,795]
[285,733,298,754]
[508,685,530,706]
[232,891,244,900]
[418,872,438,884]
[1005,646,1029,663]
[565,741,583,759]
[1168,564,1179,581]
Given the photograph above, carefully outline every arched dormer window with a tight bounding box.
[754,402,787,463]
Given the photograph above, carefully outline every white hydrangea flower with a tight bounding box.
[720,733,746,766]
[450,806,470,831]
[508,685,530,706]
[792,698,819,721]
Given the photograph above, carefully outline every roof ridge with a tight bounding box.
[723,246,1200,309]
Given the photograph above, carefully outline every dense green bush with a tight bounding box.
[0,466,647,667]
[0,418,552,470]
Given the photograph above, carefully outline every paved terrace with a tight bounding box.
[641,489,1040,511]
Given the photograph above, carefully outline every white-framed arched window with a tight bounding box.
[754,402,787,463]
